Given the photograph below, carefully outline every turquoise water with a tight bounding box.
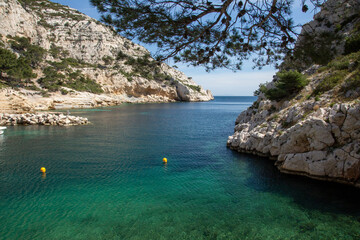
[1,96,360,240]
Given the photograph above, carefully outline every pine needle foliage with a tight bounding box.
[91,0,325,71]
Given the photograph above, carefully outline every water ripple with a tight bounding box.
[1,97,360,239]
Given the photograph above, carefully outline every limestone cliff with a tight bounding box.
[227,0,360,187]
[0,0,213,113]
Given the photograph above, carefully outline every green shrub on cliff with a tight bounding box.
[345,33,360,55]
[256,70,308,101]
[0,48,37,85]
[313,50,360,96]
[102,56,114,65]
[0,36,44,88]
[9,36,46,67]
[66,75,103,94]
[344,22,360,55]
[48,58,95,70]
[185,84,201,92]
[38,67,103,94]
[37,67,65,91]
[314,70,348,95]
[0,48,18,73]
[6,57,36,81]
[341,70,360,93]
[49,44,69,58]
[254,83,268,96]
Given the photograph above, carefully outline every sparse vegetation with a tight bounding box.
[60,88,68,95]
[185,84,201,92]
[1,0,185,96]
[260,123,267,128]
[314,70,348,95]
[256,71,308,101]
[344,22,360,54]
[254,83,268,96]
[154,72,172,81]
[345,34,360,55]
[48,58,96,70]
[40,90,50,97]
[0,47,37,87]
[37,67,65,92]
[66,73,103,93]
[327,59,350,71]
[317,66,328,73]
[49,44,67,58]
[102,56,114,65]
[118,69,135,82]
[9,36,46,67]
[117,52,175,82]
[313,51,360,96]
[38,19,54,29]
[38,67,103,93]
[268,114,279,121]
[19,0,86,21]
[281,120,297,129]
[116,50,127,60]
[341,71,360,93]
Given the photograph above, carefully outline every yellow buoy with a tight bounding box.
[163,158,167,164]
[40,167,46,173]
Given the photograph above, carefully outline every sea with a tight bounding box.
[1,96,360,239]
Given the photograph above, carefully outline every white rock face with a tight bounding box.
[228,95,360,186]
[227,0,360,187]
[0,0,213,113]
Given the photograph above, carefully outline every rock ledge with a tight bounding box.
[0,113,89,126]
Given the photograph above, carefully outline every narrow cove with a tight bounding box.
[1,97,359,240]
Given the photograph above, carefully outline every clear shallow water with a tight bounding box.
[1,96,360,240]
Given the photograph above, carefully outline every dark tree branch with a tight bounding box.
[90,0,325,71]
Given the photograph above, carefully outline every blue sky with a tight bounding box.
[51,0,315,96]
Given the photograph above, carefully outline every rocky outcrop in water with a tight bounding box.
[227,0,360,187]
[0,0,213,113]
[0,112,88,126]
[227,97,360,186]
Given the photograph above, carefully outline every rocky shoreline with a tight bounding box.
[0,113,89,126]
[227,100,360,187]
[227,0,360,187]
[0,88,212,113]
[0,0,213,114]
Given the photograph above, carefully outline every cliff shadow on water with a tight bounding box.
[228,150,360,216]
[1,97,360,239]
[227,0,360,188]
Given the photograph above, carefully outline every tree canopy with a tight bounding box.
[0,48,36,82]
[91,0,325,71]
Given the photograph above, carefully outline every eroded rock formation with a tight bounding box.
[0,0,213,113]
[228,0,360,187]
